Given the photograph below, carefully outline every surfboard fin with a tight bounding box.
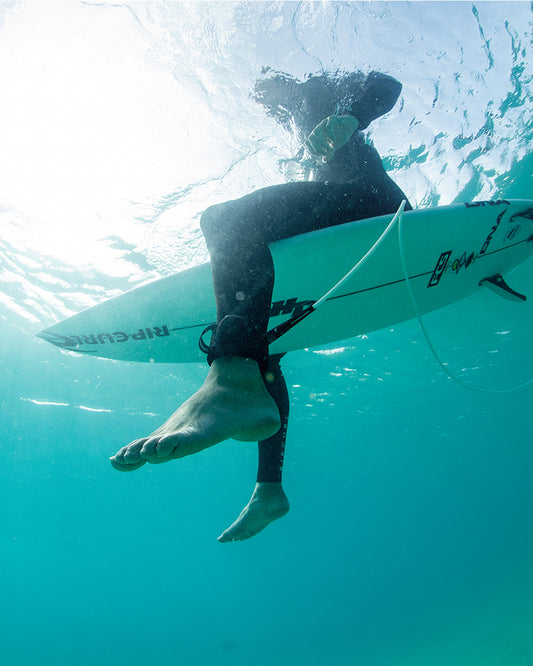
[479,274,527,302]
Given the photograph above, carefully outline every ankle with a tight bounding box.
[210,356,262,380]
[253,481,287,500]
[208,357,273,398]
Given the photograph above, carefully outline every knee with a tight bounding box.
[200,199,248,247]
[200,203,223,238]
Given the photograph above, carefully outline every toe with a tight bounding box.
[123,439,147,463]
[154,433,178,459]
[110,439,148,471]
[139,434,182,462]
[139,436,162,462]
[110,458,146,472]
[217,532,233,543]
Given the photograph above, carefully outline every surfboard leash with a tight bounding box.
[268,198,533,394]
[266,200,407,346]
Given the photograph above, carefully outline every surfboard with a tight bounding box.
[38,199,533,363]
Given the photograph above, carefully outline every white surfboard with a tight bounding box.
[38,200,533,363]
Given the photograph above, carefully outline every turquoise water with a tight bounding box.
[1,2,533,664]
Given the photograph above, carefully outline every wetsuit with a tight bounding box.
[200,72,412,483]
[200,146,411,482]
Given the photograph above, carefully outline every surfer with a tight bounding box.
[111,70,412,541]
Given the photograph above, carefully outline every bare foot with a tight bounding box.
[218,482,290,542]
[110,357,281,471]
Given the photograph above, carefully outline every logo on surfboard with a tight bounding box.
[428,251,452,287]
[451,250,476,274]
[270,298,314,318]
[38,326,171,350]
[480,209,507,255]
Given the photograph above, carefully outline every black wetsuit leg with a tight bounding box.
[202,70,407,493]
[200,175,411,368]
[257,354,288,483]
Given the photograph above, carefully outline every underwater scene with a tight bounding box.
[1,2,532,665]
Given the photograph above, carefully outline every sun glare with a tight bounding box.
[0,2,223,270]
